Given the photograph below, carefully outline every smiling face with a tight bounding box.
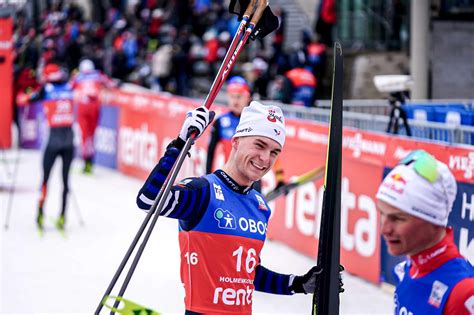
[377,200,445,257]
[224,136,281,186]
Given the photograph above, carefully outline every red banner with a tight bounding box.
[0,17,13,149]
[116,90,226,180]
[265,123,385,283]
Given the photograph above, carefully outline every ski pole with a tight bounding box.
[107,0,270,311]
[4,148,21,230]
[70,189,85,226]
[95,1,267,313]
[109,135,194,314]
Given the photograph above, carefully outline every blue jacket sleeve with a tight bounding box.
[136,138,210,225]
[254,264,293,295]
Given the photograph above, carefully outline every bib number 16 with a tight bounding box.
[185,252,198,265]
[232,246,257,273]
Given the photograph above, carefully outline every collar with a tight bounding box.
[215,169,253,195]
[409,228,463,278]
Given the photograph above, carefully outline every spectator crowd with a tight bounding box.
[13,0,332,107]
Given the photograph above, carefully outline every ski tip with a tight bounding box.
[102,295,161,315]
[334,41,343,55]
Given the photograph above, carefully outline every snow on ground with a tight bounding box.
[1,149,393,314]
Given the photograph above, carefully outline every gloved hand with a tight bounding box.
[179,106,215,141]
[289,265,344,294]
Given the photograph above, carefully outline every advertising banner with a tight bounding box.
[18,102,44,149]
[104,88,473,285]
[0,17,13,148]
[116,91,225,180]
[94,104,120,169]
[266,123,386,283]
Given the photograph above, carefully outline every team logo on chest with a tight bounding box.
[255,195,268,210]
[428,280,448,308]
[213,183,225,201]
[214,208,236,229]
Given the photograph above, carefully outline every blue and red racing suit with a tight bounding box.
[393,228,474,315]
[137,138,294,314]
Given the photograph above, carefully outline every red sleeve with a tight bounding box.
[444,277,474,315]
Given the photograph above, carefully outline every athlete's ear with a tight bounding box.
[231,137,240,150]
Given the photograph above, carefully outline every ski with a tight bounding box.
[101,295,161,315]
[311,41,343,315]
[265,166,325,202]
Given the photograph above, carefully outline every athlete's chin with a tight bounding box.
[386,244,405,256]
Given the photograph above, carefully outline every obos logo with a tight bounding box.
[214,208,267,235]
[214,208,236,229]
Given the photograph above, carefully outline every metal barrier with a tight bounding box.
[266,102,474,146]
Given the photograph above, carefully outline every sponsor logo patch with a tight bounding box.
[267,108,283,123]
[213,183,224,201]
[464,295,474,314]
[382,173,406,194]
[236,126,253,134]
[428,280,448,308]
[214,208,236,229]
[255,195,268,210]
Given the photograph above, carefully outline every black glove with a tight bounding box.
[289,265,344,294]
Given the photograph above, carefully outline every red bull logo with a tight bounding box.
[390,173,407,185]
[382,173,406,194]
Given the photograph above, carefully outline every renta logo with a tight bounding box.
[119,124,157,170]
[213,285,253,306]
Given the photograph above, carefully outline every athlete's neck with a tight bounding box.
[409,228,462,278]
[214,169,253,194]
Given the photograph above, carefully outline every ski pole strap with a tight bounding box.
[102,295,161,315]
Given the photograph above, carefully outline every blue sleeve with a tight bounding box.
[254,264,293,295]
[136,138,210,225]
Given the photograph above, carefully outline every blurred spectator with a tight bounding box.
[314,0,336,46]
[151,43,173,92]
[275,67,317,107]
[13,67,39,140]
[14,27,39,69]
[270,7,286,68]
[305,34,327,99]
[12,1,329,105]
[203,29,219,78]
[251,56,270,100]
